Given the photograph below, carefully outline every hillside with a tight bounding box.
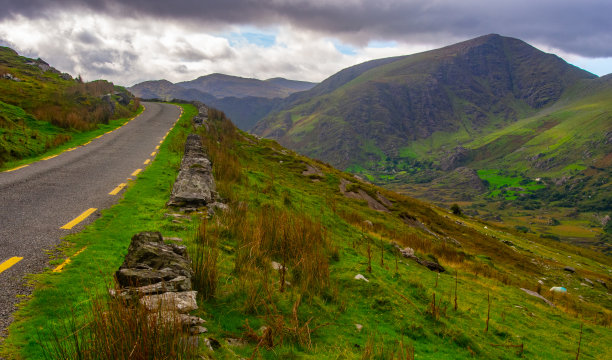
[253,34,595,167]
[129,75,316,130]
[250,34,612,252]
[4,103,610,359]
[0,46,140,168]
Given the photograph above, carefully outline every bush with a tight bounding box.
[450,203,462,216]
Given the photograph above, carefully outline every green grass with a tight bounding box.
[3,103,611,359]
[0,103,197,359]
[0,102,143,171]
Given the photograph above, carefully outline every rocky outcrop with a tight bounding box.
[394,244,446,273]
[167,134,217,208]
[440,146,472,171]
[113,232,207,335]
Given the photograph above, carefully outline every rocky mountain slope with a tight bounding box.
[252,34,596,168]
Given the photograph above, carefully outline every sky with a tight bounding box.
[0,0,610,87]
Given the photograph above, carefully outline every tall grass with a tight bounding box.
[191,218,218,300]
[39,288,198,359]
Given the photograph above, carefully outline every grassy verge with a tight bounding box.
[0,104,144,172]
[0,103,197,359]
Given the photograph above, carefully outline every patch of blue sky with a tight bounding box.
[333,40,357,55]
[222,28,277,48]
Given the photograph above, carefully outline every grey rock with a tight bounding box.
[520,288,554,307]
[563,266,576,273]
[203,337,221,350]
[597,279,607,288]
[140,291,198,313]
[190,326,208,335]
[115,232,192,287]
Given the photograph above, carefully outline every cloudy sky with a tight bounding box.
[0,0,610,86]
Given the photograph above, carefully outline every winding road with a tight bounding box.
[0,102,181,337]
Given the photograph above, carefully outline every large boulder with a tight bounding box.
[115,232,192,288]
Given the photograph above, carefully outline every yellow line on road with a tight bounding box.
[66,147,77,152]
[4,164,29,172]
[155,145,160,150]
[131,169,142,176]
[0,257,23,274]
[61,208,97,230]
[42,155,58,161]
[109,183,127,195]
[150,151,156,157]
[83,141,91,146]
[144,159,151,165]
[53,247,87,273]
[159,140,163,144]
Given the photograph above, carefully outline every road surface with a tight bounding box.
[0,102,181,337]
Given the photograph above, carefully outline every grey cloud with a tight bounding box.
[1,0,611,57]
[76,30,102,45]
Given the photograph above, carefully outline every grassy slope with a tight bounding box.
[4,104,610,359]
[0,102,143,171]
[0,46,141,168]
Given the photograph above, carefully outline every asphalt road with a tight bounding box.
[0,102,181,337]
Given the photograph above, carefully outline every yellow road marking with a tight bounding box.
[131,169,142,176]
[0,257,23,274]
[109,183,127,195]
[61,208,97,230]
[144,159,151,165]
[53,247,87,273]
[155,145,160,150]
[159,140,163,144]
[150,151,156,157]
[83,141,91,146]
[4,164,29,172]
[42,155,58,161]
[95,135,103,139]
[66,147,77,152]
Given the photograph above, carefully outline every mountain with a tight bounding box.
[128,75,316,130]
[177,73,316,99]
[251,34,612,251]
[0,46,139,168]
[265,77,319,92]
[253,34,596,168]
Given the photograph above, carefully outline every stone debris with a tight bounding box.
[355,324,363,331]
[354,274,369,282]
[520,288,555,307]
[393,244,446,273]
[563,266,576,273]
[112,231,206,336]
[167,134,217,208]
[204,337,221,351]
[226,337,247,347]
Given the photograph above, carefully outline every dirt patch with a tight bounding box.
[339,178,389,212]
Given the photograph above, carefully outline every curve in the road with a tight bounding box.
[0,102,182,337]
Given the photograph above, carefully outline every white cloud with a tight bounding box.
[1,10,609,88]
